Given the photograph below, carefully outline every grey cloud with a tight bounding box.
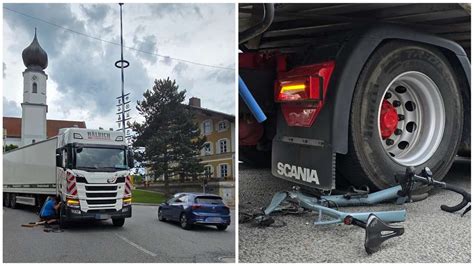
[160,56,172,66]
[207,68,235,84]
[4,3,87,56]
[133,34,158,64]
[172,62,189,75]
[3,97,21,117]
[3,62,6,78]
[50,35,151,118]
[148,4,203,19]
[80,4,111,23]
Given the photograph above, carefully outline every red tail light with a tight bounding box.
[275,61,335,127]
[191,204,202,210]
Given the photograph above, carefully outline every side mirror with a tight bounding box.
[127,149,134,169]
[55,148,63,168]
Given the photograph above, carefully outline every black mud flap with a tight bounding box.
[271,137,335,190]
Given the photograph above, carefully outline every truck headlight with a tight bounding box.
[66,198,80,208]
[123,196,132,206]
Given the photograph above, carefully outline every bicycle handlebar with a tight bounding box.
[439,183,471,213]
[397,167,470,214]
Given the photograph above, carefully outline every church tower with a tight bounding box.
[21,29,48,146]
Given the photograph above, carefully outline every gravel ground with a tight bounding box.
[239,159,471,263]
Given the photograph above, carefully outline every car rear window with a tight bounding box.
[195,196,224,205]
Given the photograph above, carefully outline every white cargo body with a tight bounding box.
[4,138,58,204]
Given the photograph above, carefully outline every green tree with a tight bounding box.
[4,144,18,153]
[131,78,206,195]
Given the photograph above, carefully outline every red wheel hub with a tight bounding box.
[380,100,399,139]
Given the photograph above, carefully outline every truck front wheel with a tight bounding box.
[338,41,463,190]
[112,218,125,227]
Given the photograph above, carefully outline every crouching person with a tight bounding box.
[39,196,62,224]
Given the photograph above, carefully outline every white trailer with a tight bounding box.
[3,128,134,227]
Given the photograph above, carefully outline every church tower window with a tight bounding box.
[32,82,37,93]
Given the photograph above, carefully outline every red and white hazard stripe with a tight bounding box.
[125,175,132,196]
[66,171,77,196]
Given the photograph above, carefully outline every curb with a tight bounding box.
[132,203,161,206]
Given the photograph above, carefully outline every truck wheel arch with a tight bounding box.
[328,24,470,155]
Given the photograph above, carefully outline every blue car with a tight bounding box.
[158,193,231,230]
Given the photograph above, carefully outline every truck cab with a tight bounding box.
[55,128,134,226]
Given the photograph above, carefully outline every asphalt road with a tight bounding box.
[239,159,471,263]
[3,205,235,263]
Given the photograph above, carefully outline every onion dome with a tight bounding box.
[22,29,48,70]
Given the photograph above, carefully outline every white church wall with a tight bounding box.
[23,71,47,104]
[21,104,47,146]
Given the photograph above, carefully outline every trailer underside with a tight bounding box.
[239,3,471,57]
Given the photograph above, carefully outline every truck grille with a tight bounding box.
[86,192,117,198]
[86,199,116,205]
[86,209,117,213]
[86,186,117,191]
[77,176,125,184]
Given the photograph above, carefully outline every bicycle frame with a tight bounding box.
[263,190,407,225]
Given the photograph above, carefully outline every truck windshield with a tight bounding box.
[75,147,127,171]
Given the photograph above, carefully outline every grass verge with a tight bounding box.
[132,189,166,204]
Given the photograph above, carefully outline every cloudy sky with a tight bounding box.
[3,3,235,131]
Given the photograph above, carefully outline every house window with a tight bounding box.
[218,120,228,132]
[218,139,228,154]
[202,120,213,135]
[202,142,212,155]
[204,165,213,177]
[219,164,228,178]
[32,83,37,93]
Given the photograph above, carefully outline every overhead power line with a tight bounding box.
[4,6,234,71]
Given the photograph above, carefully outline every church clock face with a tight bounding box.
[32,75,38,81]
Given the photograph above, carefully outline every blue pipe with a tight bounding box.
[239,76,267,123]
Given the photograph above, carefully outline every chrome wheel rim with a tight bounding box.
[181,215,187,227]
[378,71,445,166]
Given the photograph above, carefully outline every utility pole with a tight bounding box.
[115,3,131,141]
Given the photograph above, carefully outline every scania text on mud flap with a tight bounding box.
[3,128,135,227]
[276,162,319,185]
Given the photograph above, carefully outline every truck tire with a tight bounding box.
[338,41,463,190]
[4,193,11,208]
[9,193,17,209]
[112,218,125,227]
[59,204,68,229]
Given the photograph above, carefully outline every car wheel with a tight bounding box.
[338,41,463,191]
[180,213,191,230]
[216,225,228,231]
[112,218,125,227]
[158,208,166,222]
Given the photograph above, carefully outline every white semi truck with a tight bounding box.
[3,128,134,227]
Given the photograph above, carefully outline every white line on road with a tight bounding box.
[115,233,157,257]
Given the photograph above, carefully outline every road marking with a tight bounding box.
[115,233,157,257]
